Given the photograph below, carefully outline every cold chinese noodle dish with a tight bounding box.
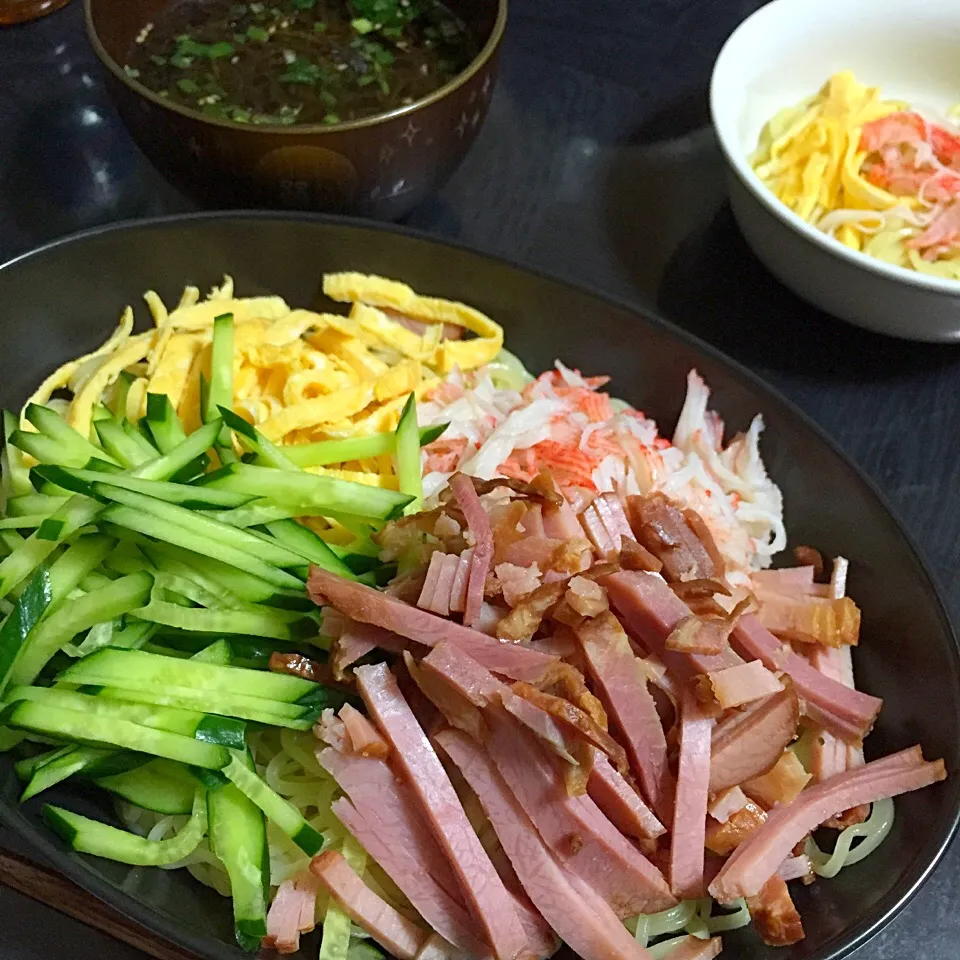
[0,272,946,960]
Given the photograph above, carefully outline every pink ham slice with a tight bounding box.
[730,615,881,742]
[485,705,676,917]
[581,493,633,558]
[808,645,865,780]
[332,618,408,679]
[422,644,676,917]
[777,854,813,883]
[418,552,447,613]
[436,728,657,960]
[449,548,473,615]
[542,496,583,541]
[500,686,580,765]
[575,611,674,822]
[309,567,556,682]
[669,687,714,899]
[264,873,317,954]
[311,850,427,960]
[660,935,723,960]
[317,748,486,955]
[587,748,665,841]
[709,746,946,901]
[355,663,530,960]
[604,571,743,680]
[450,474,494,628]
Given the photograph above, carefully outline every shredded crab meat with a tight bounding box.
[419,365,785,581]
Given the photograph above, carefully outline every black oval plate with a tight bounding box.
[0,213,957,960]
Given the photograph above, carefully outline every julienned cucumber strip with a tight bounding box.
[14,743,74,781]
[94,759,198,815]
[25,404,120,469]
[1,700,229,769]
[279,422,448,468]
[208,750,269,952]
[262,518,356,579]
[59,647,317,703]
[142,541,311,610]
[1,411,33,504]
[394,392,422,515]
[0,567,52,694]
[94,418,152,468]
[86,685,317,730]
[35,465,252,509]
[191,639,233,665]
[91,483,308,569]
[122,419,159,459]
[0,496,102,603]
[101,504,303,591]
[134,599,304,643]
[131,419,221,482]
[217,405,300,472]
[108,371,136,421]
[205,314,236,458]
[5,686,247,749]
[222,752,323,855]
[5,493,69,518]
[144,393,187,453]
[9,430,89,469]
[10,571,154,687]
[200,462,413,520]
[43,788,207,866]
[21,745,114,803]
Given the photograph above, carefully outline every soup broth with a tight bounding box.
[124,0,477,126]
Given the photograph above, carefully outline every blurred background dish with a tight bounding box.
[710,0,960,342]
[84,0,505,219]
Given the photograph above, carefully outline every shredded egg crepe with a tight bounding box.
[24,272,502,488]
[751,71,960,279]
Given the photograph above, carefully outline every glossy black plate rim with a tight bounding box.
[0,209,956,960]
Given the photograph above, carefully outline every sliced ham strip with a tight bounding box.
[423,644,675,917]
[604,571,743,681]
[709,685,799,794]
[486,706,676,917]
[264,877,309,954]
[332,618,409,680]
[669,687,714,899]
[432,554,464,618]
[415,934,471,960]
[745,875,804,946]
[405,651,489,742]
[317,748,485,954]
[660,936,722,960]
[541,496,583,541]
[777,854,813,883]
[355,663,530,960]
[436,728,658,960]
[295,871,319,933]
[339,703,389,759]
[501,686,580,766]
[588,748,665,840]
[450,474,494,628]
[730,615,882,742]
[751,566,822,595]
[626,494,724,584]
[707,786,749,824]
[581,494,632,558]
[309,567,556,682]
[311,850,427,960]
[708,660,783,708]
[709,746,946,901]
[449,548,473,614]
[618,536,663,574]
[418,551,447,613]
[575,611,674,822]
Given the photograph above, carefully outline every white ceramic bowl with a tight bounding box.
[710,0,960,341]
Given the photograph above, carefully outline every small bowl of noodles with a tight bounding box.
[710,0,960,341]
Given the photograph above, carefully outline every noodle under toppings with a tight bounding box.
[0,272,946,960]
[751,70,960,279]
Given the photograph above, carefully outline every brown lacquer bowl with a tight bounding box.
[84,0,505,218]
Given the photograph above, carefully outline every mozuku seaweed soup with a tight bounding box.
[125,0,477,126]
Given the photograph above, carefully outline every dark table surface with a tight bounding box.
[1,0,959,957]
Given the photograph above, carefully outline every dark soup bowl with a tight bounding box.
[84,0,505,218]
